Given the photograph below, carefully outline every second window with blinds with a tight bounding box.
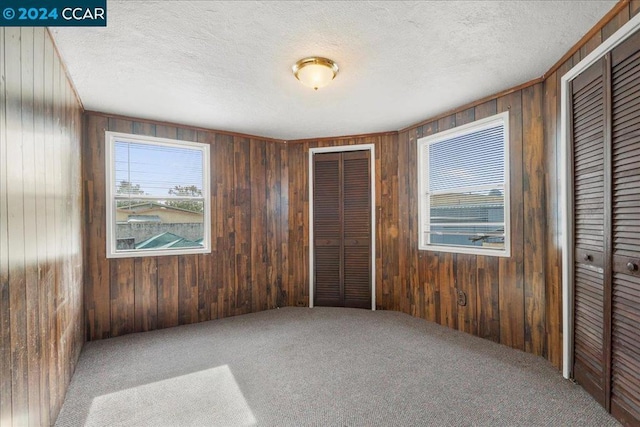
[417,112,510,257]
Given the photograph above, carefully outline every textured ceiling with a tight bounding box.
[51,1,616,140]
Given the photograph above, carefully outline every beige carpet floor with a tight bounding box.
[55,307,619,426]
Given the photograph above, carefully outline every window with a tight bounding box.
[105,132,211,258]
[418,112,510,257]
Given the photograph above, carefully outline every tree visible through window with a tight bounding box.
[418,112,510,257]
[106,132,210,258]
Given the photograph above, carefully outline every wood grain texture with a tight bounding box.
[580,31,603,61]
[544,70,563,369]
[0,28,10,427]
[523,83,547,357]
[498,90,526,351]
[1,28,83,426]
[602,5,630,41]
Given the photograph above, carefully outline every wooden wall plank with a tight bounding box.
[33,28,51,427]
[84,114,110,340]
[456,254,477,334]
[279,144,289,307]
[250,139,267,312]
[373,137,384,311]
[523,83,547,357]
[5,27,29,426]
[438,253,457,329]
[178,256,199,325]
[108,118,135,337]
[544,69,562,369]
[0,26,12,427]
[381,131,400,311]
[580,31,603,60]
[476,256,500,342]
[404,130,421,319]
[134,257,157,331]
[301,142,311,306]
[397,131,413,315]
[218,134,236,318]
[602,6,630,41]
[156,256,179,329]
[234,137,252,314]
[51,33,64,419]
[196,252,212,321]
[287,142,304,306]
[110,259,135,336]
[47,34,62,422]
[497,90,525,351]
[265,142,281,309]
[22,26,45,426]
[632,0,640,17]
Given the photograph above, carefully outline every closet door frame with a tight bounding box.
[308,144,376,310]
[561,13,640,380]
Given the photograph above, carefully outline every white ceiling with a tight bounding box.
[51,1,616,140]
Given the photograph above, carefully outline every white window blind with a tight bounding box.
[418,112,510,257]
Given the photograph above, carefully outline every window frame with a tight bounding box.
[105,131,211,259]
[417,111,511,257]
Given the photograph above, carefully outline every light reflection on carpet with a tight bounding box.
[85,365,256,426]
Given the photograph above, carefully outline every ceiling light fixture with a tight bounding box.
[292,57,339,90]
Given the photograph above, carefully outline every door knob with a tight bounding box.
[627,262,638,272]
[583,254,592,262]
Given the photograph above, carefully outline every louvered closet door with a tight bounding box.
[610,31,640,425]
[313,151,371,309]
[571,57,609,407]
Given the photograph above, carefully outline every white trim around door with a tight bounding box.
[560,12,640,380]
[308,144,376,311]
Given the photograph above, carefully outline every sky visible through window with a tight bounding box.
[114,140,204,198]
[428,125,504,193]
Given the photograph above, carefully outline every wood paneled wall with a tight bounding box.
[83,113,288,340]
[286,90,547,357]
[0,28,84,426]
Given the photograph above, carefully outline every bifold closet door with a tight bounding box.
[313,151,371,309]
[571,30,640,426]
[610,30,640,425]
[571,56,609,407]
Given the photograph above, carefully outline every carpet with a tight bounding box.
[55,307,618,426]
